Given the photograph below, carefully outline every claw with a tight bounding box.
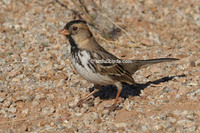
[71,89,98,109]
[104,103,117,112]
[72,99,84,109]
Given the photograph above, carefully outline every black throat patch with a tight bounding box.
[67,34,96,72]
[67,35,78,50]
[67,35,84,67]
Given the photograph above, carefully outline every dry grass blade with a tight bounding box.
[55,0,82,19]
[96,34,123,45]
[150,83,164,87]
[70,0,97,26]
[0,118,28,125]
[93,1,141,47]
[101,14,141,47]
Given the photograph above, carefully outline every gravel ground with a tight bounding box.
[0,0,200,132]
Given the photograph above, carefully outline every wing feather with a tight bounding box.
[91,49,135,84]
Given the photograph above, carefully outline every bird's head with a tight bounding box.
[59,20,93,45]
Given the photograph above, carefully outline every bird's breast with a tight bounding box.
[70,50,113,85]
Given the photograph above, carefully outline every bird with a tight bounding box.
[59,20,179,111]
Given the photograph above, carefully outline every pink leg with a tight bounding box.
[104,82,123,112]
[73,85,100,108]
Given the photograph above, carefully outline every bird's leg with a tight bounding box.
[131,78,139,87]
[73,90,97,108]
[73,85,100,108]
[104,82,122,112]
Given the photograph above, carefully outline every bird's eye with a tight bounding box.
[73,27,78,30]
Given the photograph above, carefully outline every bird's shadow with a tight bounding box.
[90,74,186,100]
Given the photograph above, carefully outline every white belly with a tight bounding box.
[70,50,113,85]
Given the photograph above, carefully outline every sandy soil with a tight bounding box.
[0,0,200,132]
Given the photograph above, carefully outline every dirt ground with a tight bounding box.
[0,0,200,132]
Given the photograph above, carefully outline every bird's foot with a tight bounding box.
[72,99,84,109]
[104,103,117,112]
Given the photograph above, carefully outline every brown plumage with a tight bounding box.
[59,20,179,111]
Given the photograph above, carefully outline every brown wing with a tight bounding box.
[91,48,136,85]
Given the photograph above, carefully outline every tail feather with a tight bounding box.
[136,58,179,65]
[123,58,179,74]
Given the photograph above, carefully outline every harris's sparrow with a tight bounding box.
[59,20,179,111]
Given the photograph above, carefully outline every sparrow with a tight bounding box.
[59,20,179,111]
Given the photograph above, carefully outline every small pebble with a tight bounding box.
[8,107,17,113]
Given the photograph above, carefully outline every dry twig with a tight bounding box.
[92,1,141,47]
[0,118,28,125]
